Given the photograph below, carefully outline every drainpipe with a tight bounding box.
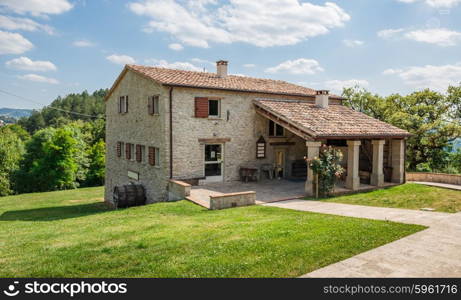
[169,86,173,179]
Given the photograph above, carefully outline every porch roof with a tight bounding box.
[253,99,411,140]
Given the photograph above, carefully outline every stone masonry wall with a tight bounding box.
[105,70,170,205]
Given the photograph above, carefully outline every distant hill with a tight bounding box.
[0,108,33,119]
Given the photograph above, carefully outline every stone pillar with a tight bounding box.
[346,140,361,190]
[305,141,321,196]
[371,140,385,187]
[391,139,405,183]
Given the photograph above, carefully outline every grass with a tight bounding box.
[318,183,461,213]
[0,187,424,278]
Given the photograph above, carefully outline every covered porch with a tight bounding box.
[253,94,411,197]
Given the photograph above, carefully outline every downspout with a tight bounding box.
[169,86,173,179]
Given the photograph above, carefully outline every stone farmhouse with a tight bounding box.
[104,61,410,206]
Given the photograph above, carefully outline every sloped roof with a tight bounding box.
[254,99,411,139]
[122,64,342,98]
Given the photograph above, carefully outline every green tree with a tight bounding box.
[342,85,461,171]
[84,139,105,186]
[0,128,24,196]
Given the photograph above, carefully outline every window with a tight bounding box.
[148,147,159,166]
[268,120,284,137]
[194,97,221,118]
[125,143,135,160]
[148,95,159,115]
[135,144,143,162]
[119,95,128,113]
[208,99,220,117]
[116,142,124,157]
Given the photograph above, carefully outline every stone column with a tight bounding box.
[371,140,385,187]
[346,140,361,190]
[391,139,405,183]
[305,141,321,196]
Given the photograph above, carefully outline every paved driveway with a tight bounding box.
[265,200,461,277]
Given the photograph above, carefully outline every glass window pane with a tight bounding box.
[269,120,274,136]
[205,163,222,176]
[205,144,221,161]
[209,100,219,116]
[275,124,284,136]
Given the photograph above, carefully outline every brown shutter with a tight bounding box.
[148,96,154,115]
[126,143,131,159]
[136,144,142,162]
[125,96,129,113]
[148,147,155,166]
[116,142,121,157]
[153,95,159,114]
[118,96,123,113]
[194,97,208,118]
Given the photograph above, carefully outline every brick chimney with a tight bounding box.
[315,90,329,108]
[216,60,228,78]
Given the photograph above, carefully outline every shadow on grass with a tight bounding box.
[0,202,109,221]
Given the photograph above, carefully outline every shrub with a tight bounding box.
[307,146,344,197]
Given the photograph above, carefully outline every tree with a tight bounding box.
[84,139,105,186]
[0,128,24,196]
[342,85,461,171]
[14,126,89,193]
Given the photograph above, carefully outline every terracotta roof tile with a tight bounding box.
[126,64,340,98]
[254,99,411,139]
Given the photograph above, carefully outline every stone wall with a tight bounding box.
[171,87,310,182]
[407,172,461,185]
[105,70,170,205]
[168,180,191,201]
[210,191,256,210]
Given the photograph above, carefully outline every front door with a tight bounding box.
[204,144,223,182]
[275,149,285,178]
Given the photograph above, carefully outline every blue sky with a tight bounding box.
[0,0,461,109]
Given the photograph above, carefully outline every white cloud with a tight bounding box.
[383,63,461,91]
[128,0,350,48]
[145,58,202,71]
[397,0,461,8]
[265,58,324,75]
[0,0,73,17]
[378,27,461,46]
[106,54,136,65]
[377,28,405,39]
[190,58,214,65]
[6,56,56,71]
[304,79,369,94]
[323,79,369,93]
[243,63,255,68]
[0,30,33,54]
[343,39,364,47]
[168,43,183,51]
[404,28,461,46]
[73,40,95,47]
[0,15,54,34]
[18,74,59,84]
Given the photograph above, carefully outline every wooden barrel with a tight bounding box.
[113,184,146,208]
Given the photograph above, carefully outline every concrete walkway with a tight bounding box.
[265,200,461,277]
[410,181,461,191]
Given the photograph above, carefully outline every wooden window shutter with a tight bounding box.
[148,96,154,115]
[116,142,121,157]
[118,96,123,113]
[126,143,131,160]
[153,95,159,114]
[148,147,155,166]
[136,144,142,162]
[125,96,129,113]
[194,97,208,118]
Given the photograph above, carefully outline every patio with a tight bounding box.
[186,179,399,208]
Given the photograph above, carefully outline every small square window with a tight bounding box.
[269,120,284,137]
[208,99,220,117]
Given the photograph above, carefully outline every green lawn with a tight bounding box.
[0,187,424,278]
[319,183,461,213]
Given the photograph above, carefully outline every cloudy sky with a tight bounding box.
[1,0,461,109]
